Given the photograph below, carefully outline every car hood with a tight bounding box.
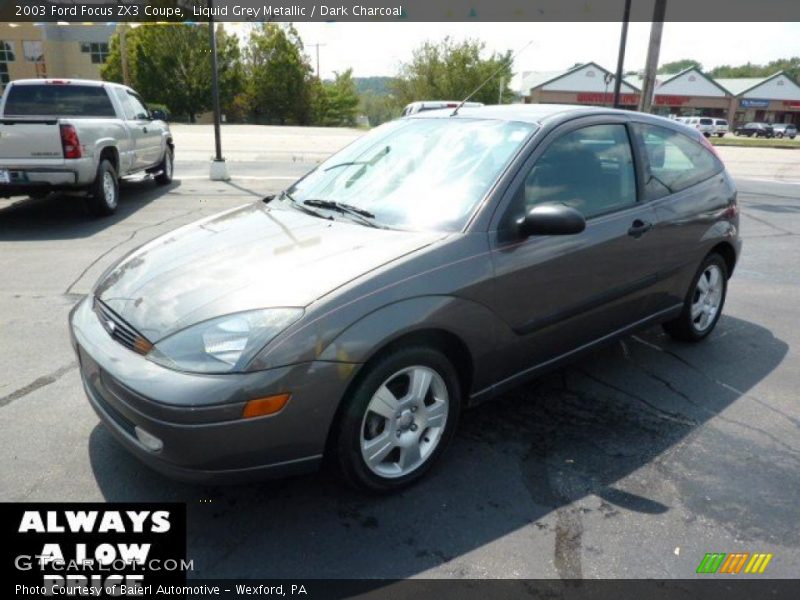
[96,202,445,341]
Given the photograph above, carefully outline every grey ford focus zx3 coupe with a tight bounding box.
[70,104,741,492]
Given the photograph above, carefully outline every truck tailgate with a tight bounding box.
[0,119,65,162]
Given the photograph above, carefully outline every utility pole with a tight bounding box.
[208,0,229,181]
[308,43,326,79]
[497,77,505,104]
[612,0,631,108]
[119,24,130,87]
[639,0,667,114]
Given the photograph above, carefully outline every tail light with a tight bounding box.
[60,124,82,159]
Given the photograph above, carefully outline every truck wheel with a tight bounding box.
[155,147,174,185]
[87,160,119,217]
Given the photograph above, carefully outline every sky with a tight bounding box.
[233,22,800,88]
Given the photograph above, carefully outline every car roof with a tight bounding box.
[406,103,685,130]
[8,78,129,91]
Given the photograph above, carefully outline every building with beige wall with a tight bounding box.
[0,23,113,91]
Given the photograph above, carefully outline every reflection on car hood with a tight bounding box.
[96,202,444,341]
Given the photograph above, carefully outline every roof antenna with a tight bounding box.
[451,39,534,116]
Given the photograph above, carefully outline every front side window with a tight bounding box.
[126,92,150,120]
[286,118,536,232]
[518,123,637,219]
[634,123,722,199]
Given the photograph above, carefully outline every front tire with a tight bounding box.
[333,346,462,492]
[155,146,174,185]
[663,253,728,342]
[86,160,119,217]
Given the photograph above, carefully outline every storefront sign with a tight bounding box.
[654,95,691,106]
[740,99,770,108]
[782,101,800,108]
[576,92,639,105]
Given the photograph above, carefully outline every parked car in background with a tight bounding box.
[685,117,715,137]
[772,123,797,139]
[712,119,729,137]
[401,100,484,116]
[0,79,174,216]
[734,122,774,138]
[70,105,740,492]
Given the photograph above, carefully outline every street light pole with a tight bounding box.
[612,0,631,108]
[208,0,229,181]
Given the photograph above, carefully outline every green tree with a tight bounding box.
[658,59,703,75]
[360,92,401,127]
[102,24,243,123]
[245,23,313,125]
[710,57,800,83]
[312,69,360,126]
[392,38,514,106]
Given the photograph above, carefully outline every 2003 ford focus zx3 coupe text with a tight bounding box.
[70,105,741,491]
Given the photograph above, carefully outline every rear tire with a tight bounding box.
[333,346,462,493]
[155,146,174,185]
[663,253,728,343]
[86,160,118,217]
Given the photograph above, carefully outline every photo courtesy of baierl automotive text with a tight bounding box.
[1,0,800,598]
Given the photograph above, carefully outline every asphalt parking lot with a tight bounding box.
[1,125,799,579]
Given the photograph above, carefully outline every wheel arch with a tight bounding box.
[709,241,737,278]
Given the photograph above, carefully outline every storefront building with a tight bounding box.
[521,63,800,125]
[0,23,113,91]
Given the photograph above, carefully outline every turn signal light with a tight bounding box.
[242,393,291,418]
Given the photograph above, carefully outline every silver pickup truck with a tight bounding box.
[0,79,173,216]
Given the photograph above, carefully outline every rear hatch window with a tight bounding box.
[3,84,115,117]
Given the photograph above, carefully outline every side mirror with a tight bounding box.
[517,203,586,238]
[150,109,167,121]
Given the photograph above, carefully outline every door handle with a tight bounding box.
[628,219,653,238]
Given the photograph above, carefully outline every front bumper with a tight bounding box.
[69,297,359,484]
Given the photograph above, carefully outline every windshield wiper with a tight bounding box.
[280,190,332,220]
[303,199,385,228]
[323,146,391,172]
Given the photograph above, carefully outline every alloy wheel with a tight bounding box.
[360,365,449,479]
[691,264,723,332]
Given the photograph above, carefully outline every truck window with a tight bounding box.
[3,84,116,117]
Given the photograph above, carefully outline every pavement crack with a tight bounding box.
[576,367,697,426]
[629,336,800,457]
[64,208,205,295]
[0,362,77,408]
[739,211,796,235]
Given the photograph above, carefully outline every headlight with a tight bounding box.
[147,308,304,374]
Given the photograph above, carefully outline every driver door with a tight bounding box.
[487,118,664,381]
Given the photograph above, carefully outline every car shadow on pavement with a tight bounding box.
[0,178,181,241]
[88,315,791,579]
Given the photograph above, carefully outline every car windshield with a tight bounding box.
[284,118,536,232]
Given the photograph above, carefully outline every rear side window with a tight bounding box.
[3,84,115,117]
[699,118,713,125]
[521,123,637,219]
[634,123,722,199]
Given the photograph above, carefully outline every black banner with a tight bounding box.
[3,0,800,23]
